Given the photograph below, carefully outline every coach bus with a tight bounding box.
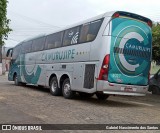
[7,11,152,100]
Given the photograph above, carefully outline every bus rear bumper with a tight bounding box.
[97,80,148,96]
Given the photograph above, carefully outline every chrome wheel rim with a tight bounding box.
[51,81,57,92]
[63,83,71,96]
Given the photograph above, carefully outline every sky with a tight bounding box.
[5,0,160,47]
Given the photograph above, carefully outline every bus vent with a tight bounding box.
[83,64,95,89]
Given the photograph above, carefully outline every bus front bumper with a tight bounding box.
[97,80,148,96]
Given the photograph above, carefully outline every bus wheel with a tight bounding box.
[96,93,109,100]
[50,77,61,96]
[79,92,94,98]
[62,78,75,99]
[21,83,26,86]
[152,86,160,95]
[14,74,20,86]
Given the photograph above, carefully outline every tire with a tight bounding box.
[21,82,26,86]
[96,93,109,100]
[50,77,61,96]
[152,86,160,95]
[79,92,94,98]
[14,74,21,86]
[38,85,44,88]
[62,78,75,99]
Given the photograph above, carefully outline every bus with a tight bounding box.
[7,11,152,100]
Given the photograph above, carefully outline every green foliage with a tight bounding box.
[152,24,160,62]
[0,0,12,46]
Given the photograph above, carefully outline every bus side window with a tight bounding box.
[62,26,80,46]
[79,24,89,43]
[22,41,32,54]
[12,45,21,60]
[79,19,103,43]
[32,37,46,52]
[45,31,63,49]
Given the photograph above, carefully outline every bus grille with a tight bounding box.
[83,64,95,89]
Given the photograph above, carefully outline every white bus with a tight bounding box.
[7,11,152,100]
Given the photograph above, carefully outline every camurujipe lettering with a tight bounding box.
[126,43,151,52]
[42,49,75,61]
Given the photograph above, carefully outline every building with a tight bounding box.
[0,46,12,75]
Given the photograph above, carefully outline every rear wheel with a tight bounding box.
[79,92,94,98]
[96,93,109,100]
[21,82,26,86]
[38,85,44,88]
[152,86,160,95]
[50,77,61,96]
[62,78,75,99]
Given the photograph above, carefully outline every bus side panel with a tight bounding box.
[20,53,41,84]
[35,51,47,86]
[72,61,98,93]
[90,17,111,62]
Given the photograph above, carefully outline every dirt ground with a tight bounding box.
[0,75,160,133]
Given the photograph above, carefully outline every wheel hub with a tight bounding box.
[64,83,71,96]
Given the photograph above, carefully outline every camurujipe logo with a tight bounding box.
[113,25,151,76]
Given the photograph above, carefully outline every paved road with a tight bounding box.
[0,75,160,133]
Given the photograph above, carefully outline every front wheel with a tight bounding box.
[96,93,109,100]
[62,78,75,99]
[14,74,20,86]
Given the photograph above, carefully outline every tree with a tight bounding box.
[0,0,12,63]
[152,23,160,62]
[0,0,12,46]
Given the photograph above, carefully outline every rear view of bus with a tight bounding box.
[98,11,152,96]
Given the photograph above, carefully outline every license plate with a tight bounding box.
[121,87,137,92]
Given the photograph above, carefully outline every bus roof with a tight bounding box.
[46,11,115,35]
[45,11,152,36]
[15,11,152,45]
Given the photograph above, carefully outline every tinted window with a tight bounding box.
[32,37,46,52]
[63,26,80,46]
[45,32,63,49]
[22,41,32,54]
[79,19,103,43]
[12,45,21,60]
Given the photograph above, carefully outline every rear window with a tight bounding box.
[110,17,151,38]
[79,19,103,43]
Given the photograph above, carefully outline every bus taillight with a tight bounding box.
[113,13,120,18]
[147,21,152,27]
[98,54,110,81]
